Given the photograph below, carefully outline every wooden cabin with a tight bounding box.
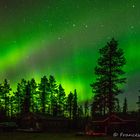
[85,114,137,135]
[20,112,43,130]
[20,113,71,132]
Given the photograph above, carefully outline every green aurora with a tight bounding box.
[0,0,140,110]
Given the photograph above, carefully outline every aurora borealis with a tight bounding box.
[0,0,140,110]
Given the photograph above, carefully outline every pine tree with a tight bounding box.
[22,81,31,114]
[9,95,15,117]
[67,92,73,119]
[78,105,84,118]
[0,83,3,107]
[15,83,22,114]
[2,79,11,117]
[58,84,66,116]
[38,76,50,114]
[30,78,38,112]
[84,100,89,117]
[16,79,27,114]
[73,89,78,119]
[123,97,128,115]
[116,98,121,113]
[49,75,58,116]
[91,38,126,115]
[136,95,140,113]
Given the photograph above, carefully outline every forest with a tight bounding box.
[0,75,86,120]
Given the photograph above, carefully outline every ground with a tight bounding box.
[0,132,137,140]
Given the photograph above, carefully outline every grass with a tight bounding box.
[0,132,137,140]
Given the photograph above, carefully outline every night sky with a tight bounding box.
[0,0,140,110]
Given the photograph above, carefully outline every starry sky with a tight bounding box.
[0,0,140,110]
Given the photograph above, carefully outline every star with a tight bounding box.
[72,24,76,27]
[132,5,135,8]
[130,25,134,29]
[85,24,88,28]
[58,37,61,40]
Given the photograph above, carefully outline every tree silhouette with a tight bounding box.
[2,79,11,117]
[116,98,121,113]
[16,79,27,114]
[9,95,15,117]
[49,75,58,116]
[0,83,3,106]
[84,100,89,117]
[91,95,101,116]
[0,107,6,121]
[22,81,31,114]
[73,89,78,120]
[123,97,128,115]
[67,92,73,119]
[91,38,126,115]
[78,105,84,118]
[30,78,38,112]
[0,83,3,108]
[58,84,66,116]
[38,76,50,114]
[136,95,140,114]
[14,83,22,114]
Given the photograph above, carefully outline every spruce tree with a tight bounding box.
[136,95,140,113]
[116,98,121,113]
[22,81,31,114]
[2,79,11,117]
[38,76,50,114]
[49,75,58,116]
[91,38,126,115]
[73,89,78,119]
[18,79,27,114]
[123,97,128,115]
[30,78,38,112]
[78,105,84,118]
[58,84,66,116]
[15,83,22,114]
[84,101,89,117]
[0,83,2,105]
[67,92,73,119]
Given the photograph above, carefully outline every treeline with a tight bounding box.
[0,75,87,119]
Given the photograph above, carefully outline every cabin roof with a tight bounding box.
[92,114,136,124]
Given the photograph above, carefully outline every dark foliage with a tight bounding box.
[91,38,126,116]
[123,97,128,114]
